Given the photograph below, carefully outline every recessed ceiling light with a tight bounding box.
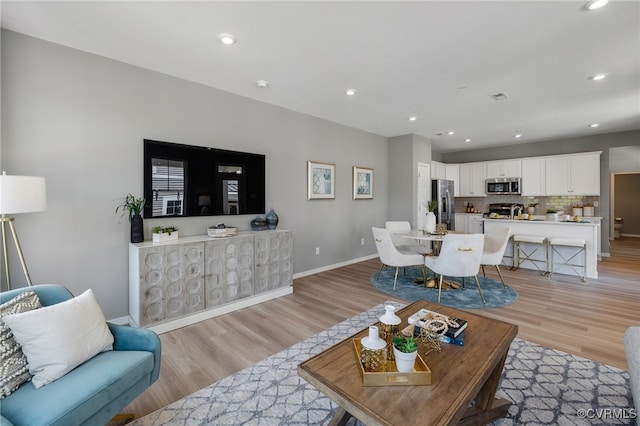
[585,0,609,11]
[514,132,522,138]
[464,139,472,143]
[345,89,356,96]
[408,116,417,121]
[447,131,455,135]
[219,33,237,45]
[588,73,607,81]
[589,123,600,128]
[256,80,269,88]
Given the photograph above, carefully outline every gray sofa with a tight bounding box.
[624,326,640,414]
[0,284,161,426]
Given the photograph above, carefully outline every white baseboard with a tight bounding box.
[108,315,132,326]
[293,254,379,279]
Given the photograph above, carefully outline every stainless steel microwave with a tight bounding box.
[486,178,521,195]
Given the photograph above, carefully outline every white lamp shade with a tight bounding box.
[0,175,47,214]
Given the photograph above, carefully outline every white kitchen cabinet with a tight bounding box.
[521,158,546,196]
[459,163,486,197]
[454,213,484,233]
[445,164,460,196]
[486,159,521,178]
[454,214,467,233]
[129,230,293,330]
[431,161,446,179]
[545,153,600,196]
[468,214,485,234]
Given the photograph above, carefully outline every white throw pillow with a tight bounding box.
[3,289,114,388]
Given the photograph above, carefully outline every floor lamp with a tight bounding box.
[0,172,47,290]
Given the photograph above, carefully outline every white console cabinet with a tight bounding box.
[129,230,292,332]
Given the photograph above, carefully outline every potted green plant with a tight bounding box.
[392,335,418,372]
[546,209,558,222]
[152,226,179,243]
[115,194,146,243]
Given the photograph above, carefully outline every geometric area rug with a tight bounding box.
[131,302,635,426]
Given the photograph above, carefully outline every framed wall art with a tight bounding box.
[307,161,335,200]
[352,166,373,200]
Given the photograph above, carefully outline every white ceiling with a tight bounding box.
[2,1,639,153]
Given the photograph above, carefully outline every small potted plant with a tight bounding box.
[546,209,558,222]
[115,194,146,243]
[152,226,179,243]
[392,335,418,372]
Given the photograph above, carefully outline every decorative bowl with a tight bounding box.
[207,227,239,238]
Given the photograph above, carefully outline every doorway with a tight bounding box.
[610,172,640,239]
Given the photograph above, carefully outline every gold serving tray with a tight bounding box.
[352,339,432,386]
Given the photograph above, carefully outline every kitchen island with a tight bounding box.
[483,218,599,279]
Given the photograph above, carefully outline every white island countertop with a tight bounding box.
[481,217,601,226]
[483,218,599,279]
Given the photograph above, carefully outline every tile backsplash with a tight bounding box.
[455,195,600,216]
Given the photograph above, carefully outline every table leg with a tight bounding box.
[457,351,512,425]
[328,407,353,426]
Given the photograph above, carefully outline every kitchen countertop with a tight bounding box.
[482,217,601,225]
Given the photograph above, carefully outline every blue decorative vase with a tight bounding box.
[251,216,267,231]
[265,208,279,230]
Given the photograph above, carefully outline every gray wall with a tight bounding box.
[387,134,432,229]
[1,30,389,319]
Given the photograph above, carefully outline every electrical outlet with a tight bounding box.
[315,247,320,255]
[361,238,365,246]
[594,201,599,207]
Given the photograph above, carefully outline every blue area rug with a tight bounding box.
[371,266,518,309]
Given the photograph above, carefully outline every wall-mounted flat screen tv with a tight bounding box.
[143,139,265,218]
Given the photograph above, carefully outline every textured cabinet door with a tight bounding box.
[138,242,204,327]
[204,235,254,307]
[254,230,293,294]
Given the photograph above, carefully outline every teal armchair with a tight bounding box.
[0,284,161,426]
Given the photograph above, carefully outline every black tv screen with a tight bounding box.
[143,139,265,218]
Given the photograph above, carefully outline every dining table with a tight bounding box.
[398,230,462,290]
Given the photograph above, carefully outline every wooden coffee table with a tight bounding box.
[298,300,518,426]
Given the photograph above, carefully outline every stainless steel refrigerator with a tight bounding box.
[431,179,455,231]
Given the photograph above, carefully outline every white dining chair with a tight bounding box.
[384,221,428,255]
[424,233,486,304]
[372,227,426,291]
[481,226,511,288]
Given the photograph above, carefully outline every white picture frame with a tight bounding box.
[352,166,373,200]
[307,161,335,200]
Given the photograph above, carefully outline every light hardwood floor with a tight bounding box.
[125,237,640,419]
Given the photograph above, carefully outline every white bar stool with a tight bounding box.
[511,234,548,275]
[548,237,587,282]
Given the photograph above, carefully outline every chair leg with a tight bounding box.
[393,267,400,291]
[461,277,465,289]
[421,264,427,286]
[437,275,444,303]
[474,275,487,304]
[481,265,486,277]
[376,263,386,280]
[495,265,507,288]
